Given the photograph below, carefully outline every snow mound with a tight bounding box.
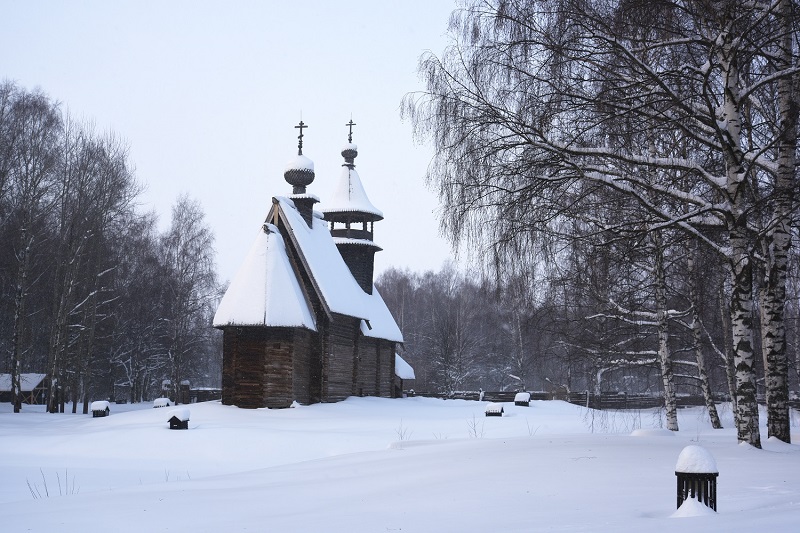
[765,436,797,451]
[675,445,718,473]
[630,428,674,437]
[670,497,717,518]
[168,408,190,422]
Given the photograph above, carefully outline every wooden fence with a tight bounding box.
[408,390,800,410]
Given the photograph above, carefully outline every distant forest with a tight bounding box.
[1,82,220,413]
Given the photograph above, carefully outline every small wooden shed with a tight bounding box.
[485,403,504,417]
[168,408,190,430]
[91,400,110,417]
[514,392,531,407]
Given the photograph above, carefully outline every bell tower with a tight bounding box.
[320,120,383,294]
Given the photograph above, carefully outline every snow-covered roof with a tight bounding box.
[288,193,321,203]
[214,194,402,343]
[91,400,110,411]
[485,403,504,413]
[168,408,190,422]
[394,354,415,380]
[213,223,317,330]
[515,392,531,402]
[332,237,382,249]
[675,445,718,473]
[153,398,172,408]
[319,165,383,218]
[279,198,402,341]
[360,286,404,343]
[276,197,372,319]
[0,373,46,392]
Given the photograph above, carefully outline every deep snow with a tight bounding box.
[1,397,798,532]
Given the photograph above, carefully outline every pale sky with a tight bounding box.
[1,0,459,282]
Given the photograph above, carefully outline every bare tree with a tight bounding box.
[405,0,798,446]
[3,85,61,412]
[46,118,138,413]
[159,194,218,403]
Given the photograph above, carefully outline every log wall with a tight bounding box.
[355,337,378,397]
[335,244,376,294]
[377,341,395,397]
[221,327,296,409]
[324,313,359,401]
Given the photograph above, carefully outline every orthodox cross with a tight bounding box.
[346,119,356,143]
[295,120,307,155]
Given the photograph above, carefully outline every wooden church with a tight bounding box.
[213,121,408,408]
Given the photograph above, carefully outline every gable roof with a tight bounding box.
[213,223,316,330]
[274,196,372,320]
[0,373,47,392]
[276,197,403,343]
[213,192,403,344]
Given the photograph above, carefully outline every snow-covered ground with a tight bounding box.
[1,397,798,532]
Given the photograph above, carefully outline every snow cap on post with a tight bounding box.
[675,445,718,473]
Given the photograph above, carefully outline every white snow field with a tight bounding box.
[1,397,798,532]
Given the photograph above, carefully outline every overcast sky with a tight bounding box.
[1,0,459,282]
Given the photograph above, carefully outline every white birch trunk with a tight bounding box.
[688,241,722,429]
[653,233,678,431]
[761,0,796,444]
[718,278,738,421]
[717,23,761,448]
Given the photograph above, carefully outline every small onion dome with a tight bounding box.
[284,154,315,194]
[341,142,358,165]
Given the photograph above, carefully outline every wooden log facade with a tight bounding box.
[220,324,397,408]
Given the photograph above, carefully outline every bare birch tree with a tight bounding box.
[160,195,218,403]
[405,0,798,446]
[3,86,61,412]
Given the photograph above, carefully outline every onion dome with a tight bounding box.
[284,120,315,194]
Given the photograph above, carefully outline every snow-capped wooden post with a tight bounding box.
[168,408,190,430]
[90,400,110,417]
[675,445,718,511]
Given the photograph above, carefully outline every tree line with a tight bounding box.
[402,0,799,446]
[0,81,221,413]
[379,239,799,435]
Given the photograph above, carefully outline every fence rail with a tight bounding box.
[407,390,800,411]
